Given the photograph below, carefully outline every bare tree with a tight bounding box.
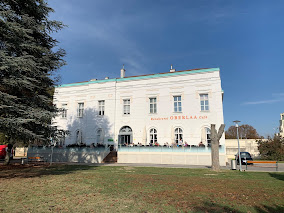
[211,124,225,171]
[225,124,261,139]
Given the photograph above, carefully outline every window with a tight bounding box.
[174,96,182,112]
[206,128,211,146]
[149,98,157,114]
[62,104,67,118]
[150,128,157,144]
[77,103,84,117]
[58,136,65,146]
[175,128,183,144]
[76,130,82,144]
[123,99,130,115]
[98,100,105,115]
[96,129,104,144]
[200,94,209,111]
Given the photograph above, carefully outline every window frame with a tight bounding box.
[206,127,211,146]
[77,103,84,118]
[173,95,182,113]
[174,127,183,144]
[149,128,157,144]
[200,94,209,111]
[98,100,105,116]
[149,97,157,114]
[61,104,67,118]
[96,128,104,144]
[75,130,82,144]
[123,99,130,115]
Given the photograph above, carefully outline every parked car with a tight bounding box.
[0,144,13,160]
[235,152,253,165]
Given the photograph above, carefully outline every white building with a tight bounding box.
[53,66,225,150]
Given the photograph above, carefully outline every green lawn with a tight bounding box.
[0,164,283,213]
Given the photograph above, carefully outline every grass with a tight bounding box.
[0,164,283,213]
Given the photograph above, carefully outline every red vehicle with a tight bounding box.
[0,145,13,159]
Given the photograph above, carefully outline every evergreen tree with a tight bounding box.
[0,0,66,146]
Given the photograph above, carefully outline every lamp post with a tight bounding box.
[233,120,242,171]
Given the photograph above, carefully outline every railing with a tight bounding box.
[118,145,225,153]
[27,146,110,163]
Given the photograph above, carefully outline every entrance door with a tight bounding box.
[119,126,132,145]
[119,135,131,145]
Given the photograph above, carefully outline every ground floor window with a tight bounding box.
[175,128,183,144]
[75,130,82,144]
[96,129,104,144]
[149,128,157,144]
[206,128,211,146]
[119,126,132,145]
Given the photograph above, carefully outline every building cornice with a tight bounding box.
[57,67,220,88]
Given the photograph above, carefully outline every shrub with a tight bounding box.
[257,136,284,161]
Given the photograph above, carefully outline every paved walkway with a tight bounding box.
[53,162,283,172]
[97,162,283,172]
[2,159,283,172]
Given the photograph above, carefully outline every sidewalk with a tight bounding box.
[2,159,283,172]
[60,162,283,172]
[98,162,283,172]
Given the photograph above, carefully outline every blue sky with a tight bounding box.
[48,0,283,137]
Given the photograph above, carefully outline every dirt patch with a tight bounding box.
[0,163,49,170]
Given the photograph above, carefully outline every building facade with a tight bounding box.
[53,67,225,149]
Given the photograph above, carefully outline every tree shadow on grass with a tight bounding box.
[254,205,284,213]
[269,173,284,181]
[192,202,284,213]
[0,164,97,179]
[192,201,242,213]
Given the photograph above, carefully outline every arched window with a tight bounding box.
[149,128,157,144]
[96,129,104,144]
[175,128,183,144]
[75,130,82,144]
[58,136,65,146]
[119,126,132,145]
[206,128,211,146]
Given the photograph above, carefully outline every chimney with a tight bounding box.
[120,64,126,78]
[170,64,176,72]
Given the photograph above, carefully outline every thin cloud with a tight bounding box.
[121,57,146,77]
[242,95,284,105]
[272,93,284,97]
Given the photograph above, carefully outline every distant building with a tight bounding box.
[280,113,284,137]
[225,139,262,159]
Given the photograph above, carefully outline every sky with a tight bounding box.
[48,0,284,137]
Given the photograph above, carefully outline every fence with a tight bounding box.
[27,146,110,164]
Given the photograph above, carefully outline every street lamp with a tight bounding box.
[233,120,242,171]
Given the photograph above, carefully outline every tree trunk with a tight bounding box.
[211,124,225,172]
[4,150,11,165]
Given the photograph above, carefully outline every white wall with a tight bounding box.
[118,151,227,166]
[225,139,263,159]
